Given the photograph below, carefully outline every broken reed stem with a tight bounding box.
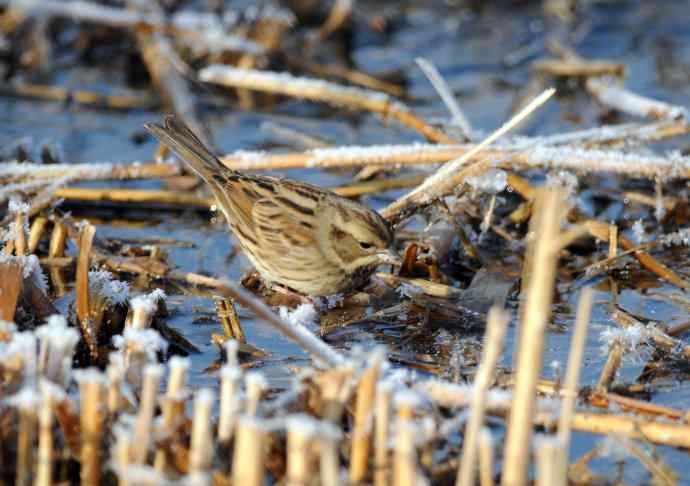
[106,364,123,414]
[478,428,495,486]
[115,430,132,486]
[79,372,105,486]
[131,364,163,464]
[76,224,96,357]
[596,342,622,392]
[245,372,267,416]
[381,87,556,220]
[232,417,266,486]
[457,307,510,486]
[188,389,214,481]
[14,211,27,256]
[349,349,385,483]
[374,382,393,486]
[286,416,316,486]
[502,188,564,486]
[35,383,54,486]
[48,221,67,258]
[154,357,190,471]
[199,65,456,144]
[15,405,36,486]
[556,288,593,472]
[28,216,48,253]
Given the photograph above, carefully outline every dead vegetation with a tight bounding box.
[2,1,690,485]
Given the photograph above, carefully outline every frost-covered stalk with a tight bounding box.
[106,358,125,414]
[316,365,353,423]
[129,289,165,329]
[113,327,167,388]
[286,415,317,486]
[10,199,30,256]
[350,348,385,483]
[535,436,563,486]
[188,388,214,485]
[374,381,393,486]
[218,357,241,442]
[76,369,106,486]
[232,416,266,486]
[37,315,79,387]
[199,66,455,144]
[131,364,164,464]
[48,221,67,257]
[10,388,39,486]
[244,371,267,416]
[155,357,190,471]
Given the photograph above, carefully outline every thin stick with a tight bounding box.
[350,348,385,483]
[232,417,266,486]
[393,409,417,486]
[502,188,563,486]
[381,88,556,220]
[48,221,67,258]
[415,57,473,139]
[456,307,510,486]
[76,224,96,358]
[28,216,49,253]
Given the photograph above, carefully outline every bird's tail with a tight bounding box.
[144,115,229,180]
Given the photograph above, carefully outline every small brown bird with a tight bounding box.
[145,115,399,296]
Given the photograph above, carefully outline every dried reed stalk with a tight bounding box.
[556,288,593,481]
[245,372,267,416]
[0,263,22,321]
[200,66,456,144]
[350,349,385,482]
[1,82,158,109]
[188,389,214,482]
[232,417,265,486]
[217,299,245,342]
[115,430,132,486]
[502,188,564,486]
[457,307,510,486]
[79,371,105,486]
[319,424,342,486]
[0,161,179,184]
[478,428,495,486]
[53,187,211,208]
[374,382,393,486]
[131,365,164,464]
[314,366,353,423]
[14,211,27,256]
[106,364,124,414]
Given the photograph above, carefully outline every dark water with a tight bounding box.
[3,0,690,482]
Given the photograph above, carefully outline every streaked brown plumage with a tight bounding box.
[145,115,399,296]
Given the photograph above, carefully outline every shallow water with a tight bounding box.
[3,0,690,481]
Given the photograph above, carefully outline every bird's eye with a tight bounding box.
[358,241,373,250]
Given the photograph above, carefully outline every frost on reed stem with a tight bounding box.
[36,314,79,387]
[188,388,215,485]
[154,356,190,472]
[75,368,107,486]
[131,364,164,464]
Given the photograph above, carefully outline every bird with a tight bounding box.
[144,115,399,296]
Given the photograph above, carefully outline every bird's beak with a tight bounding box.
[377,249,402,266]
